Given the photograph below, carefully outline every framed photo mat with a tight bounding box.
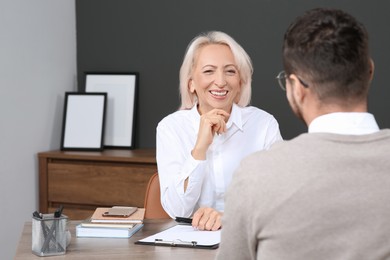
[85,72,138,149]
[60,92,107,151]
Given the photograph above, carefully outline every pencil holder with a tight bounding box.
[32,214,68,256]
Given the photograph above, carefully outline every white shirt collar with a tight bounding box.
[308,112,380,135]
[226,103,243,131]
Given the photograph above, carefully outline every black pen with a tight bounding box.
[175,217,193,225]
[32,211,42,219]
[54,205,64,218]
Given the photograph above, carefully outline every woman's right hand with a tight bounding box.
[192,207,222,231]
[191,109,230,160]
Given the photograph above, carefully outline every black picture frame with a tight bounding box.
[60,92,107,151]
[85,72,138,149]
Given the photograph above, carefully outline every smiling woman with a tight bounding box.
[189,44,241,115]
[179,31,253,110]
[156,31,283,231]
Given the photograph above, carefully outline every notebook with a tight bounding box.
[76,223,143,238]
[90,207,145,224]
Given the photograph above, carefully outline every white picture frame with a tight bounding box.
[85,73,138,149]
[61,92,107,151]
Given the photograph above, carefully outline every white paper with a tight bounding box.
[138,225,221,246]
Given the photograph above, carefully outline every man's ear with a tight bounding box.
[369,58,375,81]
[289,74,307,104]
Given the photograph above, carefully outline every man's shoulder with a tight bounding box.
[373,129,390,139]
[250,133,310,154]
[242,129,390,166]
[237,134,325,176]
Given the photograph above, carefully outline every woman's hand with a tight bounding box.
[192,109,230,160]
[192,207,222,231]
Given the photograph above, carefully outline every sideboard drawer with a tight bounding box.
[39,149,157,220]
[48,162,155,206]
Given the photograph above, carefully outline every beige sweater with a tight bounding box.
[217,130,390,260]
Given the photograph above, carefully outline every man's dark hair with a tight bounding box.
[283,8,371,103]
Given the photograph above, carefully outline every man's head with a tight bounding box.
[281,8,373,122]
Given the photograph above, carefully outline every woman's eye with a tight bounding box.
[226,69,237,75]
[203,70,213,74]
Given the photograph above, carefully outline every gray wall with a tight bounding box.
[2,1,387,257]
[0,0,76,259]
[76,0,390,148]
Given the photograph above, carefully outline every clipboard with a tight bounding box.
[135,224,220,249]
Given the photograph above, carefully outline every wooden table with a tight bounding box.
[15,219,218,259]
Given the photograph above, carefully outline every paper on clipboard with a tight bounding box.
[136,225,221,249]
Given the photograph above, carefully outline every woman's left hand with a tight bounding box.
[192,207,222,231]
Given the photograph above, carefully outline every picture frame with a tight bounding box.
[60,92,107,151]
[85,72,138,149]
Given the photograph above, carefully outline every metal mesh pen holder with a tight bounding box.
[32,215,68,256]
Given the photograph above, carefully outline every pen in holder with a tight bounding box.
[32,211,68,257]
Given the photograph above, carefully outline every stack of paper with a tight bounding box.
[76,223,143,238]
[76,207,145,238]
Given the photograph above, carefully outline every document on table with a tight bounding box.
[135,224,221,249]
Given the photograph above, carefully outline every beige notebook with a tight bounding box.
[81,219,135,229]
[91,207,145,224]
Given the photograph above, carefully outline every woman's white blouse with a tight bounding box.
[156,104,282,218]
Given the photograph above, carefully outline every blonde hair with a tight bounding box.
[179,31,253,110]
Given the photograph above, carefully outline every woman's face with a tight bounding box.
[189,44,241,115]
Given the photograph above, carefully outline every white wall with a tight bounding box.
[0,0,76,258]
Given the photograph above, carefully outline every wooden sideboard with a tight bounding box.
[38,149,157,220]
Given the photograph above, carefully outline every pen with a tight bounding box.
[54,205,64,218]
[32,211,42,219]
[175,217,193,225]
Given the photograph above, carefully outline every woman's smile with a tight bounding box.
[210,90,228,98]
